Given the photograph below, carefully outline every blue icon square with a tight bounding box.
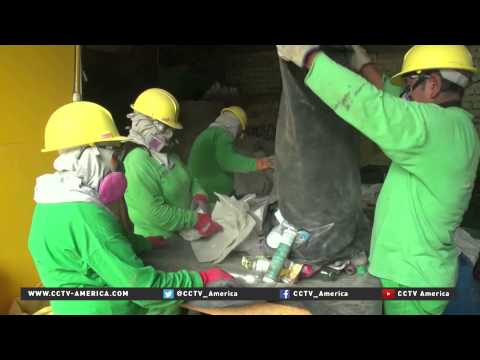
[163,289,175,300]
[280,289,291,300]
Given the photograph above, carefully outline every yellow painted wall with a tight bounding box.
[0,45,74,313]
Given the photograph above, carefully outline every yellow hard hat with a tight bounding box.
[131,88,182,129]
[42,102,127,153]
[222,106,248,130]
[391,45,478,85]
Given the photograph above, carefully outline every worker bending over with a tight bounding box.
[188,106,274,202]
[122,89,223,249]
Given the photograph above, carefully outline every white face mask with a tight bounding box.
[96,147,115,171]
[145,124,174,153]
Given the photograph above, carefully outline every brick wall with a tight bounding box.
[222,47,281,128]
[157,46,480,162]
[465,46,480,127]
[224,48,281,97]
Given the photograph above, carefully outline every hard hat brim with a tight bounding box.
[391,66,478,87]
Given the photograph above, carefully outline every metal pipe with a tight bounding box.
[73,45,82,102]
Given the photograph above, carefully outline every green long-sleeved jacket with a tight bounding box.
[28,202,203,315]
[188,127,258,201]
[305,53,480,287]
[124,148,206,239]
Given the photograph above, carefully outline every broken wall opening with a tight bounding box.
[80,45,480,232]
[82,45,280,163]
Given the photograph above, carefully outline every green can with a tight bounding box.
[263,228,297,283]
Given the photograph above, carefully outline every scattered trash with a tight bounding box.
[345,264,357,276]
[266,224,283,249]
[242,256,271,273]
[300,264,339,282]
[230,272,263,285]
[241,256,304,285]
[190,194,256,264]
[344,252,369,276]
[279,262,304,285]
[295,230,311,248]
[327,260,349,272]
[265,210,311,251]
[300,264,321,279]
[263,212,298,283]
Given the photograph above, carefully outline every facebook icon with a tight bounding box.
[280,289,291,300]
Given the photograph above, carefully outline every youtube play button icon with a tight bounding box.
[382,289,397,300]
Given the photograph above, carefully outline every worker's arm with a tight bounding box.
[382,74,403,97]
[124,149,198,233]
[84,211,203,312]
[348,45,384,90]
[304,52,428,166]
[359,65,403,96]
[360,64,385,90]
[215,131,258,173]
[191,176,207,198]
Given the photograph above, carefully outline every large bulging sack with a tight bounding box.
[275,47,368,264]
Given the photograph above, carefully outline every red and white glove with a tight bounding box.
[195,213,223,238]
[191,194,210,214]
[199,268,235,287]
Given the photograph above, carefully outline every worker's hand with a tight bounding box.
[276,45,321,68]
[350,45,373,72]
[256,156,275,171]
[195,213,223,238]
[199,267,235,287]
[191,194,210,214]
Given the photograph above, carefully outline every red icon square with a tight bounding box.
[382,289,396,300]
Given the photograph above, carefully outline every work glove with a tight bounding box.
[199,267,235,287]
[276,45,321,68]
[256,156,275,171]
[350,45,373,72]
[191,194,210,214]
[195,213,223,238]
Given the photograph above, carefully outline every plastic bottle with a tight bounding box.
[300,264,339,281]
[242,256,271,273]
[263,228,297,283]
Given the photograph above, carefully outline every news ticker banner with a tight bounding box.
[21,288,454,301]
